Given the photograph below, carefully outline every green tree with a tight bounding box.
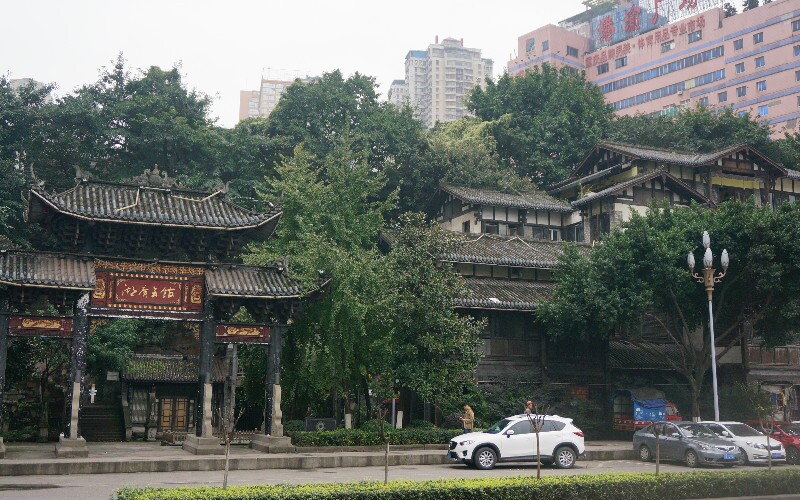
[245,140,396,420]
[539,201,800,417]
[86,320,168,389]
[375,213,483,405]
[467,65,613,186]
[266,71,431,214]
[723,2,738,16]
[742,0,759,10]
[607,107,775,155]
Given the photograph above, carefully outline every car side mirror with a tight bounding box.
[771,431,781,436]
[722,431,731,437]
[671,433,681,438]
[506,430,515,437]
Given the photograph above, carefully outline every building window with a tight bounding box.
[795,45,800,57]
[735,62,745,74]
[738,110,747,117]
[699,96,709,107]
[718,91,728,103]
[798,95,800,107]
[755,56,765,68]
[737,85,747,97]
[462,220,470,232]
[567,46,579,57]
[734,38,743,50]
[758,104,769,116]
[542,40,549,51]
[688,30,702,43]
[615,56,628,69]
[756,80,767,91]
[661,40,675,53]
[796,69,800,81]
[597,62,609,75]
[753,32,763,44]
[793,19,800,31]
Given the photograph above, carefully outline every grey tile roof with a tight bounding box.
[442,234,587,269]
[27,180,281,231]
[571,170,708,208]
[608,340,684,370]
[0,251,301,297]
[0,251,95,290]
[455,277,554,311]
[573,141,786,177]
[122,354,225,383]
[441,184,573,212]
[206,265,302,298]
[785,168,800,180]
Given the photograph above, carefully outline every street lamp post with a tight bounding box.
[687,231,729,422]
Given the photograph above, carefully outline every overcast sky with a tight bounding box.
[3,0,587,128]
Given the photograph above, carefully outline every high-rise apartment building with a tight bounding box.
[508,0,800,137]
[388,79,409,107]
[238,79,293,122]
[399,38,493,128]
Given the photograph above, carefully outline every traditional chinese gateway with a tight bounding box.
[0,168,301,457]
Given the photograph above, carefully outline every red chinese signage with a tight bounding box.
[91,260,204,317]
[9,316,73,338]
[215,324,270,344]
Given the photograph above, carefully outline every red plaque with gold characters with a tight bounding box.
[91,259,204,318]
[215,324,270,344]
[9,316,74,338]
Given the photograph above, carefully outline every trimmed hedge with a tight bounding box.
[116,470,800,500]
[286,427,462,447]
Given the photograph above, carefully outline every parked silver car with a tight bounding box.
[633,421,742,468]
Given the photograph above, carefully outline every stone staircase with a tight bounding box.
[79,404,125,442]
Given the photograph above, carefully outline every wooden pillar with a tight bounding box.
[56,292,89,457]
[264,324,285,436]
[251,324,291,452]
[0,298,9,458]
[183,296,224,454]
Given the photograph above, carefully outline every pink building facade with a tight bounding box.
[508,0,800,137]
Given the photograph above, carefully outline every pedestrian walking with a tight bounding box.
[461,404,475,433]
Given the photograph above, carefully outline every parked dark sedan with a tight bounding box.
[633,421,743,468]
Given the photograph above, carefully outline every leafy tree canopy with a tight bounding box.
[468,65,613,186]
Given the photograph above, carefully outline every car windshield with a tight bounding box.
[725,424,762,437]
[485,419,513,434]
[779,424,800,436]
[678,424,716,438]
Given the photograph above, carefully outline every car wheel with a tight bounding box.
[737,447,748,466]
[639,445,652,462]
[554,446,577,469]
[473,447,497,470]
[788,446,799,465]
[685,449,700,468]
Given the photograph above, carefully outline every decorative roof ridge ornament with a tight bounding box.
[131,164,179,189]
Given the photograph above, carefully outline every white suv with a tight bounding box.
[701,421,786,465]
[447,414,585,470]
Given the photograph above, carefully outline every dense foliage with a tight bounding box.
[539,201,800,416]
[286,427,460,447]
[116,470,800,500]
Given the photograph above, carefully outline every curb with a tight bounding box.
[0,448,634,476]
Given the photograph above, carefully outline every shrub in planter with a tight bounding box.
[283,420,305,433]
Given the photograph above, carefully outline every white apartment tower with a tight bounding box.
[388,79,409,107]
[402,37,493,128]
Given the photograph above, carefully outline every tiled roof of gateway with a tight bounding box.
[27,180,281,231]
[571,170,708,208]
[0,251,302,297]
[608,340,684,370]
[206,265,303,298]
[122,355,225,383]
[441,234,588,269]
[455,277,554,311]
[0,251,95,290]
[441,184,573,212]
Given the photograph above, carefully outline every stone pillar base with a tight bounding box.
[182,434,224,455]
[250,434,293,453]
[0,437,5,459]
[55,435,88,458]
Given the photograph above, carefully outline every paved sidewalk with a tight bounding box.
[0,440,633,476]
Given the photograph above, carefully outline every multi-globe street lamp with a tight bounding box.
[687,231,729,422]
